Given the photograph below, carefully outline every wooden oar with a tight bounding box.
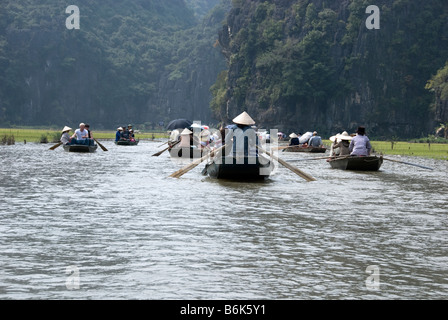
[382,157,434,170]
[49,142,63,150]
[157,141,169,148]
[94,138,108,151]
[257,146,316,182]
[152,140,179,157]
[170,145,225,178]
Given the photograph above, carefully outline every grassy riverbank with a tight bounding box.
[2,128,447,160]
[0,128,169,143]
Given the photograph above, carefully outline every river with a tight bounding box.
[0,141,447,299]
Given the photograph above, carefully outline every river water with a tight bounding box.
[0,141,447,300]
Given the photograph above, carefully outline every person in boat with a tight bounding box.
[120,127,130,140]
[224,111,258,158]
[199,130,211,150]
[60,126,72,145]
[115,127,123,142]
[70,123,92,145]
[176,128,193,157]
[349,126,372,156]
[308,131,323,148]
[85,124,93,140]
[332,131,352,156]
[289,133,300,146]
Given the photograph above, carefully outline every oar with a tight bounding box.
[170,145,225,178]
[157,141,169,148]
[256,146,316,182]
[382,157,434,170]
[152,140,179,157]
[94,138,108,151]
[49,142,63,150]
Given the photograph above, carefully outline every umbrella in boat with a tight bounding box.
[166,119,192,130]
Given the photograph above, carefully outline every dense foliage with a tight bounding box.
[0,0,227,128]
[213,0,448,138]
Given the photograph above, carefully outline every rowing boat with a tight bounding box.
[283,146,327,153]
[115,139,139,146]
[203,155,272,180]
[63,144,98,153]
[328,155,383,171]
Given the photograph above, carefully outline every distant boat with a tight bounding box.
[283,146,327,153]
[328,155,383,171]
[63,144,98,153]
[203,155,272,180]
[115,139,139,146]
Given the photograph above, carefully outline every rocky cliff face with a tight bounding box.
[0,0,229,128]
[215,0,448,138]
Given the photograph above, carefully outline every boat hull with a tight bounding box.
[328,155,383,171]
[63,144,98,153]
[115,139,139,146]
[284,146,327,153]
[205,156,272,180]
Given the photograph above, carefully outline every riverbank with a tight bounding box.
[2,128,447,160]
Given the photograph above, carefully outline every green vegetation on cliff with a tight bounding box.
[213,0,448,138]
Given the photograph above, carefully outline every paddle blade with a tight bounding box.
[257,146,316,182]
[94,139,108,151]
[49,142,63,150]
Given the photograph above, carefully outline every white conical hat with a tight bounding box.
[180,128,192,135]
[329,134,339,142]
[336,131,353,140]
[232,111,255,125]
[289,133,298,138]
[62,126,72,133]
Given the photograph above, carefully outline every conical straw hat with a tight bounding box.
[180,128,192,135]
[329,134,339,142]
[337,131,353,140]
[232,111,255,125]
[62,126,72,133]
[289,133,298,138]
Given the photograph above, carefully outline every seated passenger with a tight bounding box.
[289,133,300,146]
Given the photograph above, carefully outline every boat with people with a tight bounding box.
[63,144,98,153]
[327,155,383,171]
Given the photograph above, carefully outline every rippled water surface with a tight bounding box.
[0,141,447,299]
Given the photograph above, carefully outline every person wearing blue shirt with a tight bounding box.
[308,131,323,147]
[115,127,123,142]
[224,111,258,158]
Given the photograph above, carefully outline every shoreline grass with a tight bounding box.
[2,128,447,160]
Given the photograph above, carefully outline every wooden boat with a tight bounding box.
[203,155,272,180]
[328,155,383,171]
[63,144,98,153]
[283,145,327,153]
[115,139,139,146]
